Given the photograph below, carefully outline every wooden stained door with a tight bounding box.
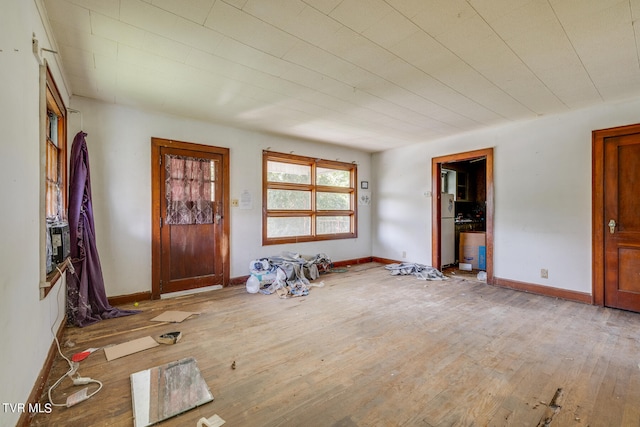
[152,138,229,298]
[594,124,640,312]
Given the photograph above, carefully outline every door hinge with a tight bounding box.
[159,280,163,292]
[159,155,162,166]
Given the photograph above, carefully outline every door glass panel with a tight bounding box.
[165,155,214,224]
[210,160,216,202]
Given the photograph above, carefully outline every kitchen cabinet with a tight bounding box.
[443,159,484,202]
[456,171,470,201]
[473,163,486,203]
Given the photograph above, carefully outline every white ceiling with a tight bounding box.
[42,0,640,152]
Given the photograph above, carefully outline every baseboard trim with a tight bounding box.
[108,291,152,306]
[332,256,374,267]
[107,268,593,307]
[230,275,250,286]
[18,316,67,427]
[371,257,402,265]
[493,277,593,305]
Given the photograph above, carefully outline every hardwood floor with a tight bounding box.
[32,263,640,426]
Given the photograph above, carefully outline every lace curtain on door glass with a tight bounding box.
[165,154,214,224]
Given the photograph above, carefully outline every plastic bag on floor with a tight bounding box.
[246,275,260,293]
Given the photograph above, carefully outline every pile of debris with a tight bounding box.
[384,262,446,281]
[247,252,331,298]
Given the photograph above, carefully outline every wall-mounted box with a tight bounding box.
[47,222,70,274]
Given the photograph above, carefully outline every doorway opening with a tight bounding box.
[432,148,494,284]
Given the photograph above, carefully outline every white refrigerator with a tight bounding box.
[441,193,455,266]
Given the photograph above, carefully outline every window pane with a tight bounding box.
[317,192,350,210]
[267,217,311,238]
[317,167,350,187]
[317,216,351,234]
[46,141,60,219]
[47,112,59,146]
[267,161,311,184]
[46,180,55,218]
[267,189,311,210]
[46,141,58,182]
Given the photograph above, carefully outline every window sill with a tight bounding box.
[263,233,357,246]
[41,257,70,299]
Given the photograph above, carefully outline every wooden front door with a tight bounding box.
[594,125,640,312]
[152,138,229,298]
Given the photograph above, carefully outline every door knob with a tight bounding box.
[608,219,616,234]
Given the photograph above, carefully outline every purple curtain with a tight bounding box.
[66,131,139,327]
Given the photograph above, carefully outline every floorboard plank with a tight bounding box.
[31,263,640,426]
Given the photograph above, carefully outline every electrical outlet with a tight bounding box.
[402,251,407,258]
[541,268,548,279]
[231,199,239,207]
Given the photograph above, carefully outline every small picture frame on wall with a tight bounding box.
[361,181,368,189]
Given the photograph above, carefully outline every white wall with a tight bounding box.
[0,1,69,425]
[373,97,640,294]
[67,97,372,297]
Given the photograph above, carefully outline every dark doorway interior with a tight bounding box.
[431,148,494,284]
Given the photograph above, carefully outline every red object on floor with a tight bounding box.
[71,351,91,362]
